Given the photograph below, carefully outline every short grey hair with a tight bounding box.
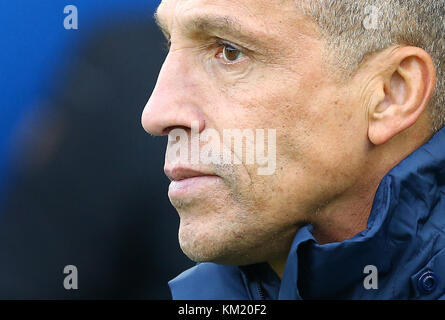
[296,0,445,132]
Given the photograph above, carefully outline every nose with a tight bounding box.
[141,53,206,136]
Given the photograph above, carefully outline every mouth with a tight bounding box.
[164,166,222,198]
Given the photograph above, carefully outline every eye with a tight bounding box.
[216,42,245,63]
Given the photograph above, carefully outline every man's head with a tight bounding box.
[142,0,443,267]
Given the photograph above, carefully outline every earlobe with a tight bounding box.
[368,47,436,145]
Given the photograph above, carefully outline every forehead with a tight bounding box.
[156,0,317,38]
[158,0,289,15]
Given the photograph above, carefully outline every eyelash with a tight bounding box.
[215,40,246,65]
[162,38,248,67]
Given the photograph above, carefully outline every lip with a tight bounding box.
[164,167,216,182]
[165,166,222,198]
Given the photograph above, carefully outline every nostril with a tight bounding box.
[163,125,190,135]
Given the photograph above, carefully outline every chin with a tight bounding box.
[178,221,265,266]
[178,224,225,262]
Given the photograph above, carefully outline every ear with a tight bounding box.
[368,47,436,145]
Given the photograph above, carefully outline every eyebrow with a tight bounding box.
[154,10,267,50]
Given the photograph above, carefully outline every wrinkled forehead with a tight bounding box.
[157,0,287,18]
[155,0,318,39]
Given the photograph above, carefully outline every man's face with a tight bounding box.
[142,0,370,265]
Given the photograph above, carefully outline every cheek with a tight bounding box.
[202,58,368,208]
[282,95,369,200]
[246,81,369,214]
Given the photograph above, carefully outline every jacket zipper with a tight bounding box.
[257,282,266,300]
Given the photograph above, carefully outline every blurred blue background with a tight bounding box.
[0,0,158,200]
[0,0,194,299]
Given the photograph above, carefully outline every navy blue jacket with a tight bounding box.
[169,127,445,300]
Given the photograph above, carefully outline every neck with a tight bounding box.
[267,121,433,278]
[310,175,381,244]
[267,175,381,278]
